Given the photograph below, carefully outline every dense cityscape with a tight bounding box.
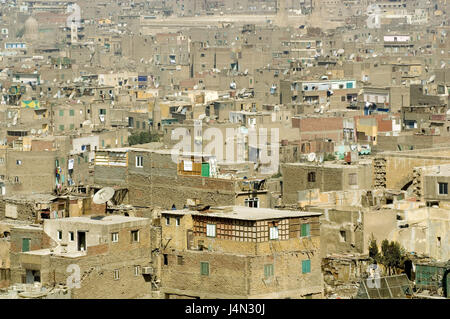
[0,0,448,300]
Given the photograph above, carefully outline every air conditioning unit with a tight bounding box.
[142,266,153,275]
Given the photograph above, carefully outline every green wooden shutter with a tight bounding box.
[201,163,210,177]
[301,223,310,237]
[302,260,311,274]
[22,238,30,252]
[264,264,274,278]
[200,262,209,276]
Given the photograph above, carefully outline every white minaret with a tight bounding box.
[71,22,78,43]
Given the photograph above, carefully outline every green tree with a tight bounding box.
[128,131,160,146]
[368,235,380,263]
[324,153,336,161]
[380,240,406,275]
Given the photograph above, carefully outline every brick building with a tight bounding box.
[159,206,323,299]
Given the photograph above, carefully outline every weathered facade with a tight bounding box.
[159,206,323,299]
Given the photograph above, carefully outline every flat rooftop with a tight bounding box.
[99,147,214,157]
[283,160,372,168]
[162,206,321,221]
[46,215,149,225]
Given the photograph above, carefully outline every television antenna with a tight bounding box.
[93,187,115,211]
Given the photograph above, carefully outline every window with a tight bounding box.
[200,262,209,276]
[206,224,216,237]
[16,160,22,165]
[22,238,30,252]
[70,124,74,130]
[341,96,346,102]
[269,226,279,240]
[69,232,74,242]
[57,230,62,240]
[131,230,139,242]
[59,110,64,117]
[349,173,357,186]
[177,255,184,265]
[134,265,140,276]
[165,217,170,225]
[301,224,310,237]
[163,254,168,265]
[176,217,180,226]
[245,198,259,208]
[113,269,120,280]
[302,260,311,274]
[111,232,119,243]
[99,109,106,115]
[339,230,346,242]
[136,155,143,168]
[264,264,274,278]
[438,183,448,195]
[69,109,74,116]
[59,125,64,131]
[307,172,316,182]
[14,176,19,183]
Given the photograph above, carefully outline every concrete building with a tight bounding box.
[281,160,374,205]
[9,215,153,299]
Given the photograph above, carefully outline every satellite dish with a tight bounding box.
[30,129,36,134]
[350,144,358,151]
[307,153,316,162]
[93,187,115,204]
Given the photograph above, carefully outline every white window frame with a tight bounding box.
[69,231,74,242]
[112,232,119,243]
[135,155,143,168]
[165,217,170,225]
[176,217,180,226]
[206,224,216,237]
[113,269,120,280]
[438,182,448,195]
[134,265,140,276]
[57,230,62,241]
[245,198,259,208]
[269,226,279,240]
